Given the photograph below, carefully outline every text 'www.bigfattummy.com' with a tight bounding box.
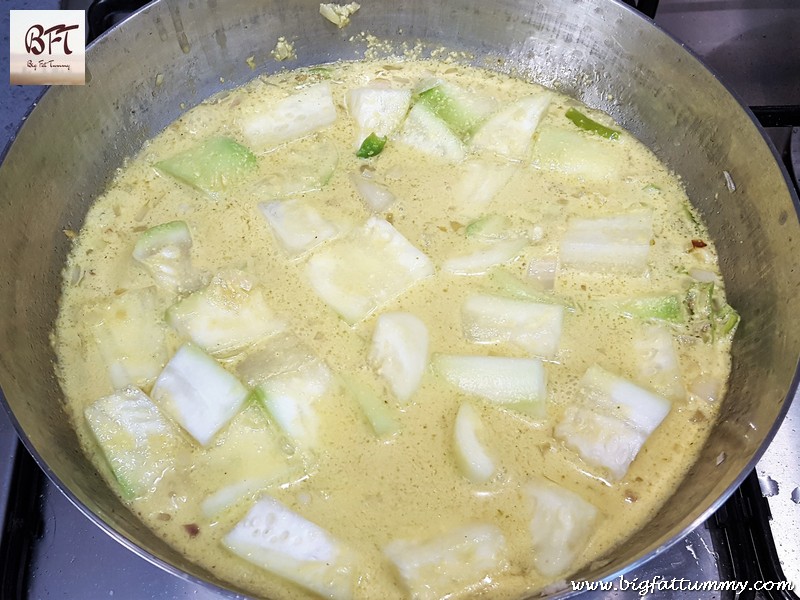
[570,576,796,596]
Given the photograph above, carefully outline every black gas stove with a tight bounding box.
[1,1,799,598]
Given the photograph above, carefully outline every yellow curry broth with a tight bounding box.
[54,59,731,599]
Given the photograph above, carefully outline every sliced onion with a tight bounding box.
[688,377,721,403]
[349,173,396,212]
[691,246,715,265]
[527,256,558,291]
[689,268,717,283]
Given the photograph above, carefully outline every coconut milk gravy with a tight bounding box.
[54,60,732,599]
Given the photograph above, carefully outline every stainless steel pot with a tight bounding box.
[1,0,798,596]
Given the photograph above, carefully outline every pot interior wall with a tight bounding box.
[1,0,798,594]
